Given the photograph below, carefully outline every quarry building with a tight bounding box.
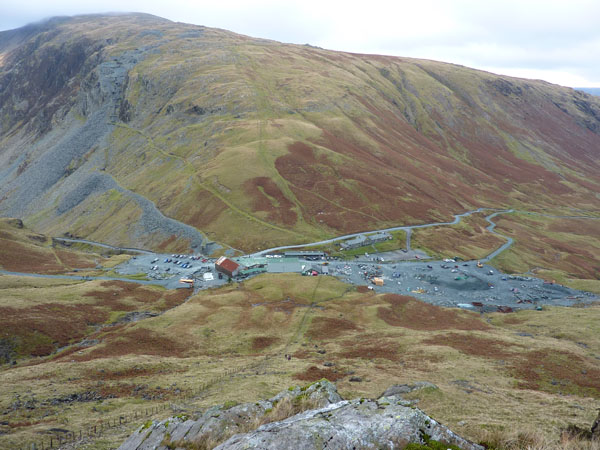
[215,256,241,278]
[341,232,392,250]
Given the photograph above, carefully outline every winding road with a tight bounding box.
[481,210,514,262]
[251,207,515,258]
[5,207,598,287]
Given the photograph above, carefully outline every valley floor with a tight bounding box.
[0,207,599,449]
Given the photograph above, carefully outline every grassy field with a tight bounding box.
[1,272,599,449]
[410,212,506,261]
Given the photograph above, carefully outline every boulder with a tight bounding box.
[381,381,438,397]
[118,380,483,450]
[216,397,482,450]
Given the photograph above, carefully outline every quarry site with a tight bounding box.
[115,246,597,313]
[111,208,598,313]
[1,11,600,450]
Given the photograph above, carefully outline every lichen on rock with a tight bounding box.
[118,380,483,450]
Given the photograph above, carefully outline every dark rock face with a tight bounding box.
[573,95,600,133]
[0,34,104,135]
[118,380,483,450]
[0,338,16,365]
[488,78,523,97]
[119,99,133,123]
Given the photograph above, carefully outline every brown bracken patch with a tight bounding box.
[292,349,311,359]
[71,327,188,361]
[307,317,359,340]
[402,352,445,370]
[244,176,297,226]
[55,249,97,269]
[422,332,518,359]
[377,294,490,331]
[0,303,109,357]
[0,238,63,273]
[83,281,163,309]
[157,235,177,251]
[159,289,191,311]
[94,383,181,400]
[85,365,163,380]
[339,337,400,362]
[512,349,600,397]
[251,336,278,350]
[498,316,525,325]
[294,365,345,382]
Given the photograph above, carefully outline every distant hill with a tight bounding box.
[0,13,599,252]
[577,87,600,96]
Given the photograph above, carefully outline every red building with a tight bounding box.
[215,256,240,278]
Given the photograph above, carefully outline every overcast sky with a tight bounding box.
[1,0,599,87]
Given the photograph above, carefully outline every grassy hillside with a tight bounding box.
[0,14,599,253]
[1,273,598,448]
[0,218,104,274]
[0,276,190,362]
[411,211,506,260]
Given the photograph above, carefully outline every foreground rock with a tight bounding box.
[118,380,483,450]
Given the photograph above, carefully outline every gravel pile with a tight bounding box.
[0,48,145,218]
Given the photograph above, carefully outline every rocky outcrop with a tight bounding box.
[118,380,483,450]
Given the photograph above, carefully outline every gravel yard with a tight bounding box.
[115,250,597,311]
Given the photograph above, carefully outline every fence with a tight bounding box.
[12,291,322,449]
[14,403,168,450]
[13,357,274,450]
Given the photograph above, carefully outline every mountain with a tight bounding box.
[1,13,599,253]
